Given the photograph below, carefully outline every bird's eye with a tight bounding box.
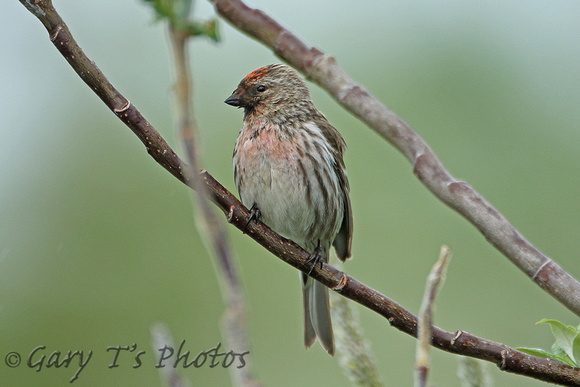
[257,85,267,92]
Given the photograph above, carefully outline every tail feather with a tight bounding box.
[302,278,317,350]
[302,273,335,355]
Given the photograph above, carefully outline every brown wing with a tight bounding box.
[332,161,352,261]
[315,114,353,261]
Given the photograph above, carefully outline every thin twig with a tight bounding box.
[415,246,452,387]
[18,1,580,385]
[458,357,493,387]
[210,0,580,318]
[151,323,189,387]
[167,21,262,387]
[331,262,384,387]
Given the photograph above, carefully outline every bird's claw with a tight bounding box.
[306,240,324,276]
[243,203,261,233]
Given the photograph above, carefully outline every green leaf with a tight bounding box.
[203,19,220,42]
[572,332,580,366]
[518,319,580,367]
[551,343,577,366]
[140,0,220,42]
[141,0,176,21]
[183,19,220,42]
[538,319,578,364]
[518,345,576,366]
[516,347,553,359]
[174,0,193,21]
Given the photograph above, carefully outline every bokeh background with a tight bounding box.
[2,0,580,386]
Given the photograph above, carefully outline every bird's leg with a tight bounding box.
[306,239,324,276]
[243,203,261,233]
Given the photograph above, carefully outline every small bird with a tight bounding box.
[225,64,352,355]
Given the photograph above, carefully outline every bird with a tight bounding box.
[225,63,352,355]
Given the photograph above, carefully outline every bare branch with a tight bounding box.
[167,21,262,387]
[458,357,493,387]
[151,323,190,387]
[18,0,580,385]
[331,264,384,387]
[210,0,580,317]
[415,246,452,387]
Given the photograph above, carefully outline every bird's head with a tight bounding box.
[225,64,311,119]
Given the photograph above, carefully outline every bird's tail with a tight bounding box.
[302,271,334,355]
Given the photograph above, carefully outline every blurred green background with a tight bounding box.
[2,0,580,386]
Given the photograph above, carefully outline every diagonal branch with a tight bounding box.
[210,0,580,317]
[18,0,580,385]
[167,21,262,387]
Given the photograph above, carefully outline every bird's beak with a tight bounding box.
[225,88,246,108]
[224,94,241,107]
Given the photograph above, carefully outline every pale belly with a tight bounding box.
[233,126,342,250]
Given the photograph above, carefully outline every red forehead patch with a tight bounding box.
[243,66,269,82]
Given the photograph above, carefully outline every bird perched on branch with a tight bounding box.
[225,64,353,355]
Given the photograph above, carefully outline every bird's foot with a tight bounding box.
[306,240,324,276]
[243,203,261,233]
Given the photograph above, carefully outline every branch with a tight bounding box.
[415,246,452,387]
[167,19,262,387]
[331,264,384,386]
[210,0,580,318]
[458,357,493,387]
[151,323,189,387]
[18,0,580,385]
